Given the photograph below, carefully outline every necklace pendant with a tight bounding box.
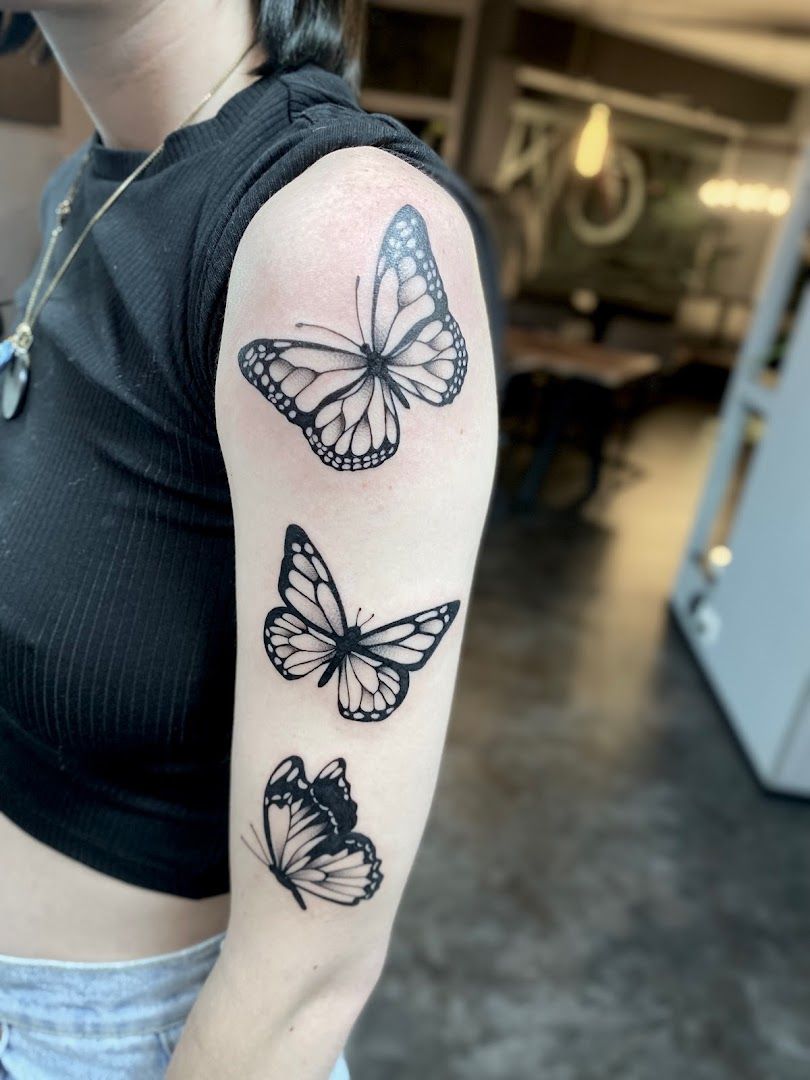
[1,326,32,421]
[0,337,14,375]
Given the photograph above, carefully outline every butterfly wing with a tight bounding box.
[310,758,358,831]
[336,652,410,723]
[264,525,348,684]
[371,206,468,408]
[287,833,383,906]
[238,338,400,471]
[262,756,339,907]
[336,601,461,722]
[263,757,383,908]
[292,758,382,905]
[359,601,460,669]
[263,607,336,682]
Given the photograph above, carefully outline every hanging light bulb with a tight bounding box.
[574,103,611,179]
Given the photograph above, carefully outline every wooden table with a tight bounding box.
[504,327,662,508]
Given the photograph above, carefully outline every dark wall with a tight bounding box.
[512,9,796,126]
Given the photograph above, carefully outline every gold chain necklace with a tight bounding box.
[0,39,256,421]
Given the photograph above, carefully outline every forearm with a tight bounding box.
[166,936,383,1079]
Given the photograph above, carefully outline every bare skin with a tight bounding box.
[0,814,229,960]
[1,0,258,961]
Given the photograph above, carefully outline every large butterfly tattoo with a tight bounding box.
[237,205,468,471]
[264,525,460,722]
[241,756,382,910]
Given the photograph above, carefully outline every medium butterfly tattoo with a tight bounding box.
[237,204,468,471]
[264,525,460,721]
[241,756,382,910]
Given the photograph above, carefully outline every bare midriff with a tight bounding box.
[0,813,229,961]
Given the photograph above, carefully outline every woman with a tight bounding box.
[0,1,498,1077]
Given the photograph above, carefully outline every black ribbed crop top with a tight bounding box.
[0,64,496,898]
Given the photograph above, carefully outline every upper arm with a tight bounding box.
[214,146,497,1055]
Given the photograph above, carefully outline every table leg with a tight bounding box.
[565,383,611,507]
[514,379,577,511]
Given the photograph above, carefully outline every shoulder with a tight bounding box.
[221,145,491,385]
[234,146,481,280]
[216,145,497,456]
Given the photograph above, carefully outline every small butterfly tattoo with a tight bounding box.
[241,756,382,910]
[237,205,468,471]
[264,524,460,721]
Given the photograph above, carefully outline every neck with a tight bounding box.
[36,1,262,151]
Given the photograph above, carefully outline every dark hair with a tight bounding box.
[253,0,363,86]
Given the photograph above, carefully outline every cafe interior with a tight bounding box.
[2,2,809,1076]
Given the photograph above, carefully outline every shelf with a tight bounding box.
[360,89,458,122]
[360,0,482,166]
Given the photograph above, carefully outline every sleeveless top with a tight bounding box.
[0,64,498,897]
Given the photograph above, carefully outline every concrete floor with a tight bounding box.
[349,399,810,1080]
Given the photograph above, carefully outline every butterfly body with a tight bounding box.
[313,623,364,689]
[238,205,467,470]
[264,525,460,721]
[328,623,363,660]
[268,862,306,910]
[243,756,383,910]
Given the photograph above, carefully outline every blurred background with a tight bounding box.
[3,2,810,1077]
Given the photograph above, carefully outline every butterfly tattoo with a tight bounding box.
[241,756,382,910]
[237,204,468,471]
[264,525,460,722]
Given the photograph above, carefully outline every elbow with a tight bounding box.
[297,939,388,1022]
[164,938,388,1079]
[219,928,389,1033]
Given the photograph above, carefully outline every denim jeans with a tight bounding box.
[0,932,350,1079]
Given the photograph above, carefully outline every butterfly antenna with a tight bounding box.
[294,321,363,351]
[354,276,367,347]
[250,822,270,863]
[360,611,375,628]
[240,833,268,867]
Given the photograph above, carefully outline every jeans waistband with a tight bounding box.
[0,931,225,1037]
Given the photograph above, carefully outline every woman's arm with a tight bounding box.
[167,147,498,1079]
